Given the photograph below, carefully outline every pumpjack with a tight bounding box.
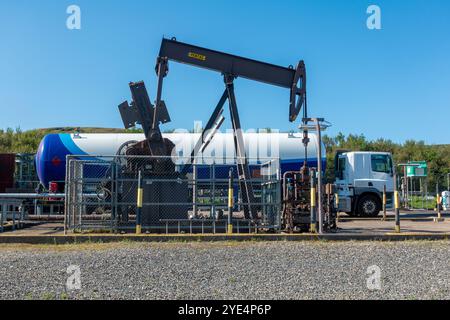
[118,37,335,232]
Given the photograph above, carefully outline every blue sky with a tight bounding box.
[0,0,449,144]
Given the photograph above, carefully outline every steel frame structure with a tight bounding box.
[152,37,307,219]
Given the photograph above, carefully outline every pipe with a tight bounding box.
[0,193,65,199]
[315,120,323,234]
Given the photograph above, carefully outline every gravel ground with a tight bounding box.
[0,241,449,300]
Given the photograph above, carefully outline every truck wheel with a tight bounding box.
[357,195,381,217]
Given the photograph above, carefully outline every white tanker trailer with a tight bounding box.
[36,132,325,189]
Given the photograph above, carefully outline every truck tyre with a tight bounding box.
[357,194,381,217]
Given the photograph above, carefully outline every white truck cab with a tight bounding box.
[335,151,394,216]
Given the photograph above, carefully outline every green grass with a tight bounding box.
[407,195,437,210]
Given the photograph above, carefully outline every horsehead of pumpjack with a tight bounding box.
[118,80,175,174]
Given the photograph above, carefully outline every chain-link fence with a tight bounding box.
[0,200,27,232]
[65,155,281,233]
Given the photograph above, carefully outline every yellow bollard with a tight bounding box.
[227,223,233,234]
[335,193,340,222]
[437,194,441,219]
[310,186,317,233]
[227,168,234,234]
[136,171,143,234]
[394,191,400,233]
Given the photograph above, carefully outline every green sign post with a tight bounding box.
[406,161,427,177]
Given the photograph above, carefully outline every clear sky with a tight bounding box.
[1,0,449,144]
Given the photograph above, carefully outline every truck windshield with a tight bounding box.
[336,156,346,179]
[371,154,392,173]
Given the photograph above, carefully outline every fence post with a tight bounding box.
[436,192,441,220]
[193,162,198,217]
[136,170,143,234]
[382,185,387,221]
[310,168,317,233]
[211,163,216,219]
[19,204,24,229]
[64,156,68,235]
[12,204,16,231]
[0,203,3,233]
[227,168,234,234]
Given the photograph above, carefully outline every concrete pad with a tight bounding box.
[1,210,450,243]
